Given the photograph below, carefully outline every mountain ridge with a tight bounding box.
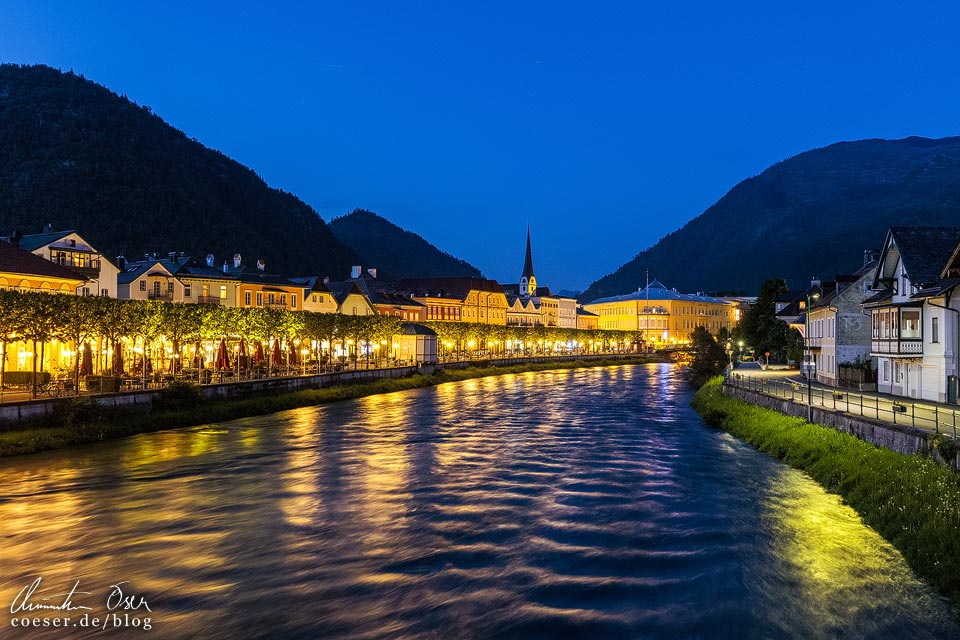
[581,135,960,301]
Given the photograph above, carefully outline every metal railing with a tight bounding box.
[727,373,959,439]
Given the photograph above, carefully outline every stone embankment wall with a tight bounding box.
[0,354,643,428]
[723,382,931,456]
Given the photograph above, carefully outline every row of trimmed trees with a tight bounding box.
[0,290,648,395]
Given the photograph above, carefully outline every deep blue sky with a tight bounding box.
[3,2,960,290]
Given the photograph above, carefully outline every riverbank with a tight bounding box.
[692,376,960,613]
[0,356,659,458]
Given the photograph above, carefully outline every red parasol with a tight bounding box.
[215,338,231,370]
[289,343,299,366]
[255,340,265,364]
[80,343,94,376]
[272,339,282,367]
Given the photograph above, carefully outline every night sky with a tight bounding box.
[3,1,960,291]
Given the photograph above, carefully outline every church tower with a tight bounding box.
[519,225,537,299]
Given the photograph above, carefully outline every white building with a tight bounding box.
[864,227,960,402]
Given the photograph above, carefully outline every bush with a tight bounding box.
[2,371,51,387]
[52,396,105,431]
[155,379,203,412]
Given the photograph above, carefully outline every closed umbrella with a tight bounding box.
[272,340,282,367]
[193,341,204,368]
[80,343,94,376]
[255,341,265,364]
[288,343,299,366]
[215,339,231,370]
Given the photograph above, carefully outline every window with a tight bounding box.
[291,294,297,310]
[256,292,262,307]
[101,288,108,297]
[167,281,174,293]
[184,284,192,298]
[932,316,939,343]
[220,285,227,300]
[80,287,91,296]
[245,291,251,306]
[883,360,890,382]
[139,280,146,292]
[312,295,318,303]
[901,309,921,339]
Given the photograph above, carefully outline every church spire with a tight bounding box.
[519,225,537,298]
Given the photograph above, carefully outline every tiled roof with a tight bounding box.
[6,230,74,252]
[396,277,505,299]
[401,323,437,336]
[586,280,731,306]
[889,227,960,286]
[0,239,87,282]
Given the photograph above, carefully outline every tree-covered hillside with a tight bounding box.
[583,136,960,300]
[330,209,482,280]
[0,64,359,276]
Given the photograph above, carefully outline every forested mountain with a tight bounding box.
[0,64,359,276]
[582,136,960,301]
[330,209,482,279]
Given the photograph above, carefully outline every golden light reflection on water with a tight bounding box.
[758,466,950,635]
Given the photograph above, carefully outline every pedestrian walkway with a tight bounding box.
[727,367,960,439]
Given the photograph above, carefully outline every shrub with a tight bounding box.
[155,379,203,412]
[2,371,51,387]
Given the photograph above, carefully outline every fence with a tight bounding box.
[728,373,960,440]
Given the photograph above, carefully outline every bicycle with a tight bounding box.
[36,379,73,398]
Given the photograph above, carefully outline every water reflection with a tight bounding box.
[0,364,956,639]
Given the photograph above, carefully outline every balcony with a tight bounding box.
[264,301,287,310]
[871,338,923,355]
[49,256,101,279]
[148,291,174,301]
[197,295,222,305]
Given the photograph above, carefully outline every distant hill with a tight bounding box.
[582,136,960,301]
[329,209,483,279]
[0,64,360,277]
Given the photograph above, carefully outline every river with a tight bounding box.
[1,364,957,638]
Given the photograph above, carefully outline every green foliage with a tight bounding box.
[156,379,203,412]
[0,63,359,277]
[738,278,791,361]
[693,378,960,609]
[2,371,51,386]
[687,326,728,388]
[329,209,483,280]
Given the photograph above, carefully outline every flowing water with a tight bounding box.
[1,364,957,639]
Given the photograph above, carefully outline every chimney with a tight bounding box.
[257,259,266,272]
[44,222,53,234]
[811,277,821,288]
[9,230,20,247]
[322,276,330,284]
[351,265,361,279]
[233,253,242,269]
[864,249,879,266]
[144,253,151,261]
[206,254,215,267]
[168,251,178,264]
[116,255,126,271]
[223,261,228,273]
[367,268,377,279]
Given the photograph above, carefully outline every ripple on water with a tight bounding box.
[1,363,958,640]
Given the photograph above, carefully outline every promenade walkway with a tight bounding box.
[727,366,960,439]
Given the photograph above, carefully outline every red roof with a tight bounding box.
[0,240,87,282]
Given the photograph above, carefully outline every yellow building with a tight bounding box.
[583,279,736,345]
[396,278,507,325]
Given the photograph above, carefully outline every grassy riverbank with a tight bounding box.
[0,357,656,458]
[692,376,960,611]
